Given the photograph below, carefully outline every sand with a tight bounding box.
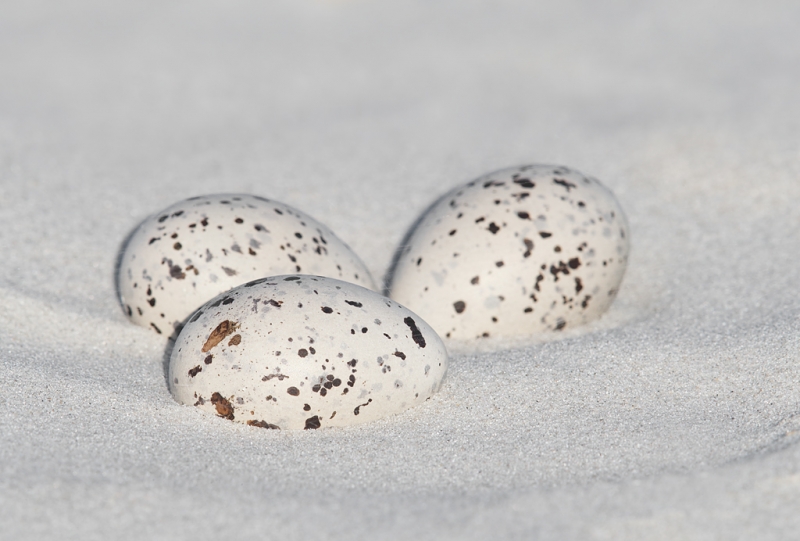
[2,1,800,539]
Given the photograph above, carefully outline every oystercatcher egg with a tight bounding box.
[386,164,630,340]
[169,275,448,429]
[117,194,376,336]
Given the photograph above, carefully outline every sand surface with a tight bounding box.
[2,1,800,539]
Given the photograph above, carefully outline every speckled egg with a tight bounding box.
[386,165,630,339]
[169,275,448,429]
[117,194,376,336]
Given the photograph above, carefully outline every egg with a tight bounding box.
[386,165,630,339]
[117,194,376,336]
[169,275,448,429]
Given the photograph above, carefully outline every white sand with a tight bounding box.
[2,1,800,539]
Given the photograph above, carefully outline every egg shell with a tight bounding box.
[117,194,376,336]
[387,164,630,339]
[169,275,448,430]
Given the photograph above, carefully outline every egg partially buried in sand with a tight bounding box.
[387,165,630,340]
[117,194,376,336]
[169,275,448,429]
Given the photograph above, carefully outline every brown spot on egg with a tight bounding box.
[202,320,238,352]
[353,398,372,416]
[210,392,234,420]
[523,238,534,257]
[513,178,535,189]
[247,420,279,429]
[403,317,426,348]
[170,265,186,279]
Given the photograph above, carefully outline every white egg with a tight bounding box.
[117,194,376,336]
[387,165,630,340]
[169,275,448,429]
